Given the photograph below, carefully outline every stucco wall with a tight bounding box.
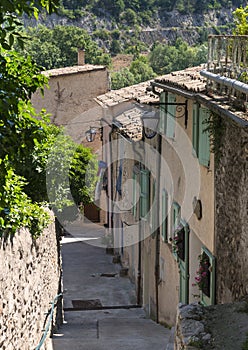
[215,117,248,303]
[0,218,61,350]
[32,67,109,142]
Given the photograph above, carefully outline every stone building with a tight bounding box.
[95,35,248,327]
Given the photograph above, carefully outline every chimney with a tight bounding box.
[78,48,85,65]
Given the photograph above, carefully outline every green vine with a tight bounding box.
[0,157,51,239]
[204,112,225,163]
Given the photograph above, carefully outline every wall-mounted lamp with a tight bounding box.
[193,197,202,220]
[141,110,160,139]
[85,126,101,142]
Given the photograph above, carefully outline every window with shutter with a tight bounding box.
[192,104,210,167]
[166,93,176,139]
[140,169,150,219]
[159,92,166,134]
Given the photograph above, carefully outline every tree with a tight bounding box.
[0,0,97,237]
[129,55,156,83]
[22,25,112,69]
[233,5,248,34]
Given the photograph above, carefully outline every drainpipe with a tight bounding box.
[155,132,162,324]
[132,142,143,306]
[200,69,248,95]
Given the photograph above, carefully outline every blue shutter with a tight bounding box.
[166,93,176,139]
[161,189,168,242]
[140,169,150,219]
[192,103,199,157]
[159,92,166,134]
[198,108,210,167]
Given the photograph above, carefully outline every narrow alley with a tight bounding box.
[52,222,173,350]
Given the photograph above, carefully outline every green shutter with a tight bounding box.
[166,93,176,139]
[151,179,157,236]
[132,172,137,217]
[159,92,166,134]
[140,169,150,219]
[179,221,189,304]
[198,108,210,167]
[192,103,199,157]
[201,247,216,306]
[161,189,168,242]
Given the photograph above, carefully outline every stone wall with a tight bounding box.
[174,303,211,350]
[215,117,248,303]
[0,217,61,350]
[174,301,248,350]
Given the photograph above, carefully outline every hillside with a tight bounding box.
[24,1,247,49]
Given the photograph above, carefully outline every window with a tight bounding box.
[171,201,181,240]
[199,247,216,306]
[159,92,176,138]
[161,189,168,242]
[192,104,210,167]
[140,169,150,219]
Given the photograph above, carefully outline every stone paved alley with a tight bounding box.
[52,222,172,350]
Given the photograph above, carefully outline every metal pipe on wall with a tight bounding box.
[200,69,248,95]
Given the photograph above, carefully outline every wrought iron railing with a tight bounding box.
[35,293,62,350]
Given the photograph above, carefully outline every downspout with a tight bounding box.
[200,69,248,95]
[155,132,162,323]
[132,141,143,306]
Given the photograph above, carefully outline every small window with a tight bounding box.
[161,189,168,242]
[140,169,150,219]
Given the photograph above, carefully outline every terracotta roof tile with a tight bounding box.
[155,66,207,93]
[42,65,106,77]
[113,107,143,141]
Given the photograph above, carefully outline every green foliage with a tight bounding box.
[0,160,51,239]
[21,25,112,69]
[46,135,98,223]
[0,0,97,238]
[0,0,60,50]
[233,5,248,34]
[149,39,208,75]
[129,55,156,82]
[111,68,136,89]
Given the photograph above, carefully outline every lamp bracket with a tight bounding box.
[149,100,188,128]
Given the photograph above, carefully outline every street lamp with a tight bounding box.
[140,110,160,139]
[85,127,98,142]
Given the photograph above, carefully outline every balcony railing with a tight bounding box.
[206,35,248,103]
